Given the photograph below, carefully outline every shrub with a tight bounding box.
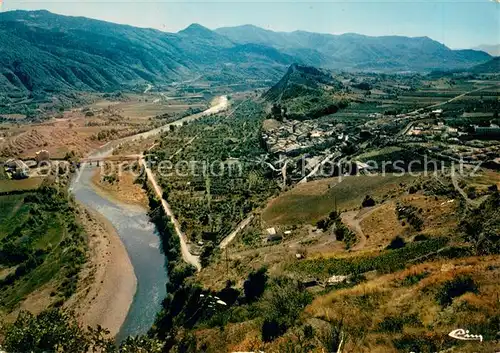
[436,275,478,307]
[361,195,376,208]
[396,204,424,231]
[260,278,312,342]
[414,234,428,242]
[244,267,268,302]
[401,271,429,286]
[378,314,420,332]
[386,236,406,250]
[262,319,286,342]
[200,242,215,268]
[393,333,455,352]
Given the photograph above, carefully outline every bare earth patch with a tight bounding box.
[65,206,137,338]
[91,169,149,208]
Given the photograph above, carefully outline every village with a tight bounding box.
[261,118,351,156]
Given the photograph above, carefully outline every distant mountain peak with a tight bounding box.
[179,23,213,35]
[473,44,500,57]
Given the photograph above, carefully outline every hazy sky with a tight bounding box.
[4,0,499,49]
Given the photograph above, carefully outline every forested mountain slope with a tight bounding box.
[216,25,491,71]
[0,11,293,94]
[0,10,492,96]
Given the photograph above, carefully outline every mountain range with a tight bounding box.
[0,11,292,94]
[215,25,491,71]
[0,10,493,95]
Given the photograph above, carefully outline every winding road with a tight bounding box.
[136,95,229,270]
[219,215,255,249]
[341,206,381,251]
[450,165,481,208]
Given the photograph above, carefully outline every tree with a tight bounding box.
[200,241,215,268]
[386,236,406,250]
[3,309,164,353]
[3,309,112,353]
[260,278,312,342]
[271,103,284,122]
[243,266,268,302]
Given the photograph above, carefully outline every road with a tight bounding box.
[450,165,481,208]
[142,158,201,271]
[408,84,498,116]
[95,95,228,155]
[341,206,381,251]
[143,84,153,94]
[134,96,230,270]
[219,215,255,249]
[298,152,339,184]
[86,96,229,271]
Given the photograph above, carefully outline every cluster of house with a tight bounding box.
[3,150,50,179]
[407,121,459,138]
[262,119,348,156]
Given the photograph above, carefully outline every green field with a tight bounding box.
[262,174,416,226]
[356,146,404,160]
[0,188,86,310]
[0,164,45,193]
[152,100,279,243]
[0,178,44,193]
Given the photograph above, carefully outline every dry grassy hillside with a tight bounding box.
[185,170,499,352]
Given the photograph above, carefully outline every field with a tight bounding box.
[262,174,416,226]
[91,93,206,121]
[0,178,44,193]
[0,92,206,159]
[151,99,279,244]
[0,188,87,312]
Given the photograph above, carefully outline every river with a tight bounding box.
[71,156,168,342]
[70,95,228,341]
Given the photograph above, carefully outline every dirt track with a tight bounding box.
[341,206,381,251]
[142,158,201,270]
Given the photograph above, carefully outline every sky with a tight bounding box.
[3,0,499,49]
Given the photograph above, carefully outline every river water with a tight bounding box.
[71,163,168,342]
[69,96,227,341]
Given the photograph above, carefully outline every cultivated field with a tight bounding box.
[0,93,207,160]
[262,174,416,226]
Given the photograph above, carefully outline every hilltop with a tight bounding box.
[473,44,500,57]
[263,64,348,120]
